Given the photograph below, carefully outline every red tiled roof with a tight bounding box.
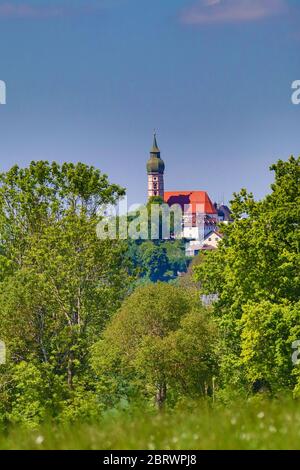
[164,191,217,215]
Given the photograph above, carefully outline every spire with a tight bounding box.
[147,131,164,175]
[151,131,160,154]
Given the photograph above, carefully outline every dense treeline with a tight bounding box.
[0,156,298,428]
[0,162,129,424]
[194,156,300,397]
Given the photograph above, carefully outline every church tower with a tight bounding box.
[147,133,165,199]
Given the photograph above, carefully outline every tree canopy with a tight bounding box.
[0,161,129,425]
[194,156,300,393]
[91,283,217,409]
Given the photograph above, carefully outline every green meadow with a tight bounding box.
[1,397,299,450]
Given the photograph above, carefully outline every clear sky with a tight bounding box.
[0,0,299,207]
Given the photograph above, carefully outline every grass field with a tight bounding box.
[0,397,300,450]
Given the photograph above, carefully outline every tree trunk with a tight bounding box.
[155,382,166,410]
[67,352,74,390]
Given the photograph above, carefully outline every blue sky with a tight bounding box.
[0,0,299,206]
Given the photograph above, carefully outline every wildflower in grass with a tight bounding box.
[35,435,44,445]
[269,426,277,433]
[257,412,265,419]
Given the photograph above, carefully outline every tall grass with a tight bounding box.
[1,397,299,450]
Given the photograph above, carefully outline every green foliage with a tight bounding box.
[3,361,66,428]
[194,156,300,392]
[0,161,125,279]
[0,161,129,425]
[91,283,217,408]
[240,301,300,390]
[147,196,164,207]
[7,362,48,427]
[127,239,188,283]
[137,242,169,282]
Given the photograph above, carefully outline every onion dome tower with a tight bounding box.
[147,133,165,199]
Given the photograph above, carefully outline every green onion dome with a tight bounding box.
[146,134,165,174]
